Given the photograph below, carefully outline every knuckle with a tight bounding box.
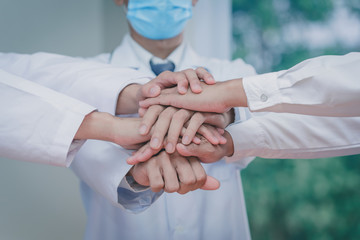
[165,183,179,193]
[195,67,205,73]
[151,182,164,192]
[177,187,190,195]
[182,176,196,186]
[197,172,207,184]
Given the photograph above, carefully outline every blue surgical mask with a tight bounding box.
[126,0,193,40]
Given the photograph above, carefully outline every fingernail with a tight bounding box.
[166,143,174,153]
[220,136,227,144]
[182,135,190,145]
[193,136,201,144]
[127,157,135,165]
[193,84,202,92]
[139,124,147,135]
[150,138,160,149]
[150,86,158,96]
[179,86,187,94]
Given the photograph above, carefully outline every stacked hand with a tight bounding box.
[112,68,237,194]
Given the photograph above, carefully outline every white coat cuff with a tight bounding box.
[90,74,151,114]
[224,119,266,166]
[243,71,288,112]
[50,106,96,167]
[118,176,150,193]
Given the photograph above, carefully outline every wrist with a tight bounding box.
[223,130,234,157]
[116,84,142,115]
[75,111,114,142]
[223,78,248,108]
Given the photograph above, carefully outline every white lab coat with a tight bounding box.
[0,69,94,166]
[0,52,150,166]
[243,52,360,117]
[71,35,256,240]
[225,53,360,161]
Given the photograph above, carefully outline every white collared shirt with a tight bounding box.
[128,34,186,71]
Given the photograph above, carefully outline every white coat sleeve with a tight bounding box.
[243,52,360,117]
[0,70,95,167]
[71,140,162,213]
[0,52,151,114]
[225,113,360,163]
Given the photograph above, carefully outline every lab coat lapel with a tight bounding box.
[109,38,155,77]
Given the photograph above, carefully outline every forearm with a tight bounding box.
[75,111,114,142]
[116,84,142,115]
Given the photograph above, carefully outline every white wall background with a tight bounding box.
[0,0,231,239]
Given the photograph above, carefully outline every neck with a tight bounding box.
[129,26,183,59]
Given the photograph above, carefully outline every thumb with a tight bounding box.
[200,176,220,190]
[141,82,161,99]
[176,143,198,157]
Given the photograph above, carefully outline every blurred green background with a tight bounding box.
[232,0,360,239]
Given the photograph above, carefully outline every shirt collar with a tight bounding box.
[127,34,186,71]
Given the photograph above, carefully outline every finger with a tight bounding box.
[176,143,198,157]
[174,156,196,194]
[202,112,227,129]
[174,72,189,95]
[159,71,189,94]
[182,112,205,145]
[139,94,172,109]
[150,107,177,150]
[217,128,225,135]
[139,105,165,135]
[183,68,202,93]
[141,81,161,98]
[186,157,207,192]
[160,152,180,193]
[180,127,201,144]
[193,124,220,145]
[127,142,161,165]
[195,67,216,85]
[140,71,186,99]
[165,109,193,153]
[147,165,165,193]
[199,124,227,145]
[200,176,220,190]
[138,107,147,117]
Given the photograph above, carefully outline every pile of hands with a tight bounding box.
[112,68,236,195]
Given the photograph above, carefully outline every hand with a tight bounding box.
[137,67,216,100]
[176,131,235,164]
[75,112,150,148]
[138,105,228,153]
[116,68,215,115]
[111,117,153,149]
[129,151,220,194]
[139,79,247,113]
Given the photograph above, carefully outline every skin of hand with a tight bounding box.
[128,150,220,194]
[138,105,229,153]
[75,112,151,149]
[139,78,248,114]
[126,124,224,165]
[116,68,216,115]
[176,130,235,164]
